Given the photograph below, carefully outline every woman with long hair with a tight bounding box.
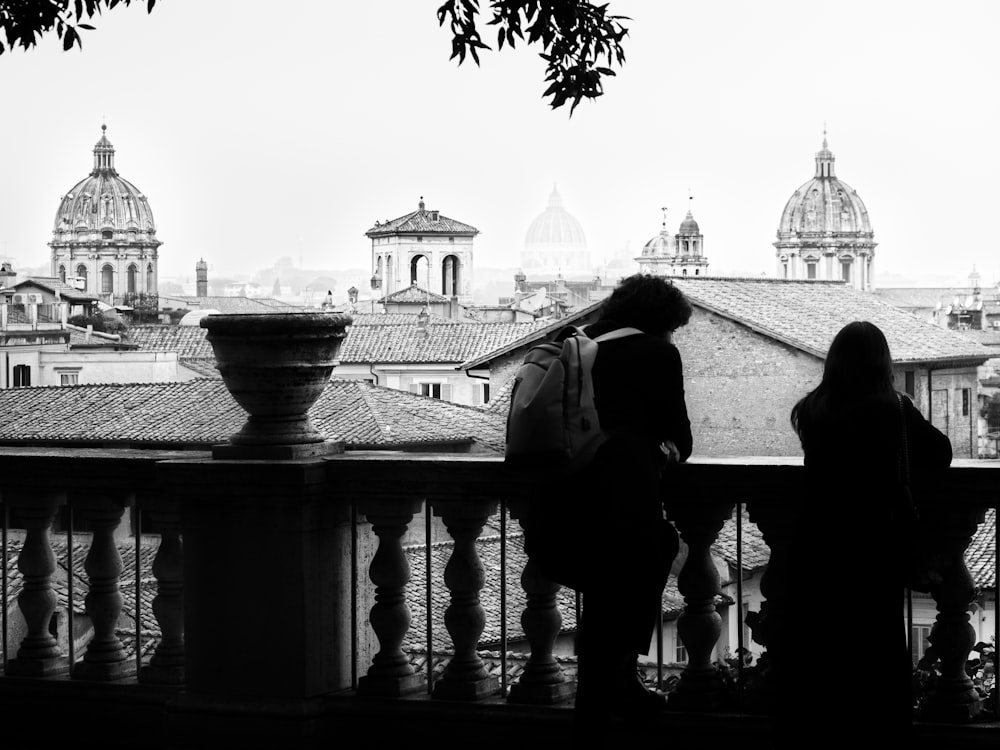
[773,321,952,746]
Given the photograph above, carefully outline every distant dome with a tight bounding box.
[49,126,163,301]
[522,185,591,276]
[774,135,877,291]
[642,228,672,257]
[679,211,700,235]
[525,186,586,246]
[776,138,873,237]
[52,126,159,239]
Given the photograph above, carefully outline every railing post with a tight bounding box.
[357,497,425,697]
[507,501,574,705]
[919,503,986,723]
[140,500,185,685]
[5,491,69,677]
[744,502,794,713]
[72,492,136,681]
[666,501,734,710]
[431,498,502,700]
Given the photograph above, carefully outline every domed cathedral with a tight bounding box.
[365,197,478,307]
[774,134,876,290]
[636,201,709,277]
[49,126,162,303]
[521,185,591,278]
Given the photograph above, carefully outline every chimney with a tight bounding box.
[196,258,209,298]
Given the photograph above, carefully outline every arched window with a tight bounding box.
[76,265,88,291]
[441,254,460,297]
[101,264,114,295]
[127,264,137,294]
[410,254,429,287]
[146,263,154,292]
[59,265,66,283]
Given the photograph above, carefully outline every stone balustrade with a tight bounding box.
[0,447,996,748]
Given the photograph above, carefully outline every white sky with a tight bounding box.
[1,1,997,290]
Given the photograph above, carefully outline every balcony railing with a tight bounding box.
[0,447,997,748]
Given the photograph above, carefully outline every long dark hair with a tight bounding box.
[791,321,896,439]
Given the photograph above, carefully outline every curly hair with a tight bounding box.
[599,273,693,336]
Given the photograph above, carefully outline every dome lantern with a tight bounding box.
[92,124,117,176]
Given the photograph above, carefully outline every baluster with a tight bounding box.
[432,499,501,700]
[918,504,986,722]
[357,498,425,697]
[667,501,733,710]
[744,502,794,713]
[73,494,135,680]
[507,557,574,704]
[140,503,184,685]
[507,502,573,705]
[6,491,69,677]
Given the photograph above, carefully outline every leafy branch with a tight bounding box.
[436,0,629,115]
[0,0,157,55]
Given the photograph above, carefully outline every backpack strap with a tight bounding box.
[590,326,643,343]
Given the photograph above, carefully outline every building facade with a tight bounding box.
[366,198,478,307]
[49,126,162,304]
[774,135,876,290]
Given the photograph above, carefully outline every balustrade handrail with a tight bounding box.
[0,446,996,746]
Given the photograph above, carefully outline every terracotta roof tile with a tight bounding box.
[671,277,993,364]
[379,284,449,304]
[125,325,215,357]
[365,208,478,236]
[0,378,504,451]
[339,320,547,364]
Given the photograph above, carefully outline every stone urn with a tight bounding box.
[200,311,352,459]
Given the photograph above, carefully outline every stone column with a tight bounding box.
[5,491,69,677]
[357,497,425,697]
[431,498,501,701]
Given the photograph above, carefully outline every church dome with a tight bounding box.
[524,185,586,247]
[51,125,158,241]
[776,136,873,237]
[642,224,673,257]
[678,211,700,235]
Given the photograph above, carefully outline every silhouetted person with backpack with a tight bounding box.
[554,274,693,737]
[771,321,951,747]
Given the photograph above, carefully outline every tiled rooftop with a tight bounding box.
[338,319,548,364]
[161,296,301,314]
[670,277,994,364]
[0,378,505,451]
[365,207,479,237]
[124,324,215,358]
[380,284,449,304]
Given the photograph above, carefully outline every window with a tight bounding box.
[807,263,817,280]
[782,262,788,279]
[101,264,114,295]
[410,382,452,401]
[58,370,80,386]
[904,371,915,398]
[102,230,113,240]
[472,383,491,405]
[675,641,687,664]
[962,388,970,416]
[12,364,31,388]
[841,261,851,282]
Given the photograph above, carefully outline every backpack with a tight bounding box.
[504,324,643,475]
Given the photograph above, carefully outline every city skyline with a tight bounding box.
[1,1,997,290]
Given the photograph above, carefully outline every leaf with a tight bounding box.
[78,24,95,30]
[62,26,76,51]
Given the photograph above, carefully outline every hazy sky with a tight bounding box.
[1,1,997,290]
